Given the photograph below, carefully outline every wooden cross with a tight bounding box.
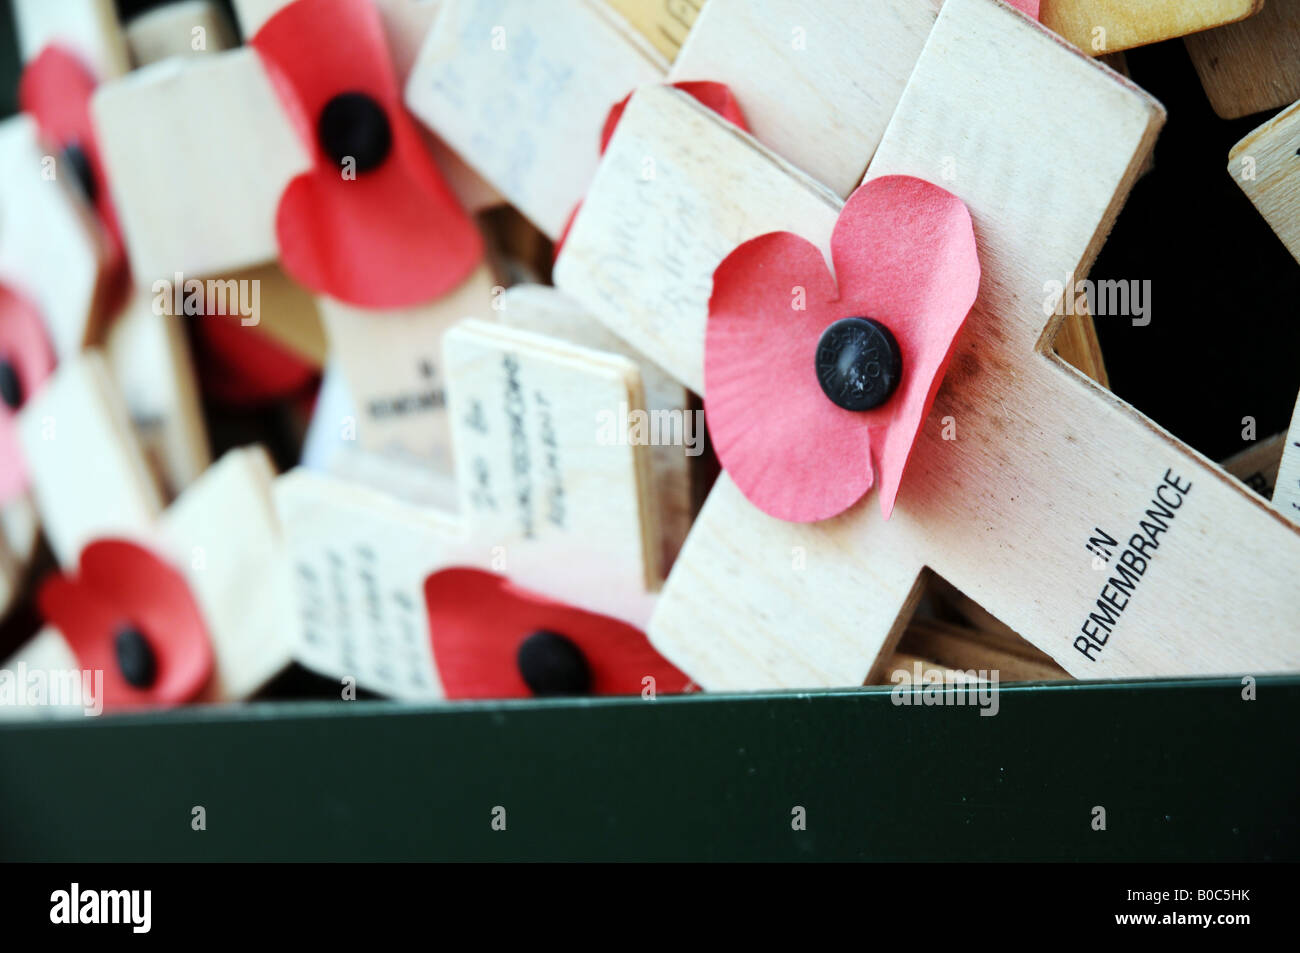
[274,313,672,698]
[555,0,1300,688]
[10,352,294,701]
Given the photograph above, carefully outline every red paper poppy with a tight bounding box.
[192,313,320,407]
[38,539,213,709]
[555,81,749,257]
[704,175,981,523]
[251,0,482,308]
[425,568,691,700]
[0,285,56,503]
[19,45,127,303]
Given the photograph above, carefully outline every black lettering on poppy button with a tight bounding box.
[516,629,591,697]
[114,625,158,689]
[62,141,97,203]
[815,317,903,411]
[0,357,21,410]
[317,92,392,174]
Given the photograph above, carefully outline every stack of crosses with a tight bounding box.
[551,0,1300,689]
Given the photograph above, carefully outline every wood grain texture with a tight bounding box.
[92,49,311,284]
[555,85,842,394]
[1186,0,1300,119]
[317,262,498,474]
[1041,0,1263,54]
[898,619,1072,681]
[14,0,131,79]
[276,320,666,697]
[573,0,1300,688]
[498,284,697,571]
[1221,431,1286,498]
[667,0,942,198]
[602,0,704,62]
[1229,99,1300,265]
[17,351,165,567]
[161,446,299,700]
[404,0,664,238]
[103,291,212,500]
[0,117,110,360]
[1273,391,1300,524]
[124,0,237,65]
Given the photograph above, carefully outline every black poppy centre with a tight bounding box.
[815,316,903,411]
[317,91,393,173]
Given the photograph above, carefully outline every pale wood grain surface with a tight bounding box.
[668,0,942,198]
[405,0,664,238]
[92,49,311,283]
[1186,0,1300,119]
[17,351,164,566]
[124,0,237,65]
[1041,0,1263,54]
[1230,98,1300,265]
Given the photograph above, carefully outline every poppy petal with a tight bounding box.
[426,568,690,700]
[252,0,481,307]
[193,312,319,407]
[705,232,875,523]
[39,539,213,708]
[831,176,980,516]
[0,285,55,502]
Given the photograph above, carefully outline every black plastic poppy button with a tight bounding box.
[815,317,903,411]
[0,357,21,410]
[317,92,392,173]
[114,625,158,689]
[62,141,97,203]
[517,629,591,697]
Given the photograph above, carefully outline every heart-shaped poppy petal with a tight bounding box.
[38,539,213,708]
[426,568,690,700]
[251,0,482,307]
[831,177,980,515]
[705,233,875,522]
[0,285,55,502]
[704,176,979,523]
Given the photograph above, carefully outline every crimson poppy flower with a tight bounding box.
[19,45,127,308]
[704,175,981,523]
[250,0,482,308]
[425,568,692,700]
[0,285,56,503]
[38,539,213,709]
[555,81,748,257]
[192,312,320,407]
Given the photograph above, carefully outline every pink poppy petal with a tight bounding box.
[1008,0,1041,20]
[831,176,980,516]
[705,232,874,523]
